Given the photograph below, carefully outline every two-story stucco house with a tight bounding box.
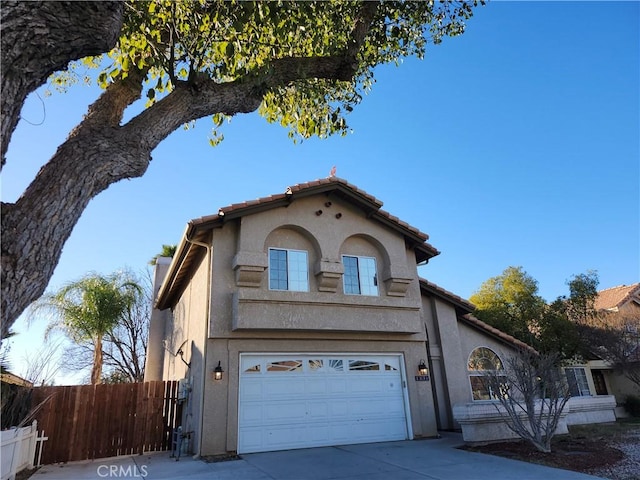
[144,177,535,456]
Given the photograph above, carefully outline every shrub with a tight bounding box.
[624,395,640,417]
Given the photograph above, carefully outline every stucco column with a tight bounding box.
[144,257,172,382]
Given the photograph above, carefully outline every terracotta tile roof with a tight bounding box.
[595,283,640,311]
[460,314,538,353]
[157,177,439,309]
[419,278,475,313]
[190,177,431,241]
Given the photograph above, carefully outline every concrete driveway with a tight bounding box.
[31,432,604,480]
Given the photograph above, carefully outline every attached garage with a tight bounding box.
[238,354,411,454]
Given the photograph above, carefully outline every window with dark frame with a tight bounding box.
[268,248,309,291]
[564,367,591,397]
[342,255,378,296]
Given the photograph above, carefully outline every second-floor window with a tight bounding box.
[269,248,309,291]
[342,255,378,296]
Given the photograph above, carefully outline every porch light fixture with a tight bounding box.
[418,359,428,376]
[214,361,224,381]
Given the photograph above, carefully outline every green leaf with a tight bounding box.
[225,42,235,58]
[46,0,482,146]
[97,72,108,89]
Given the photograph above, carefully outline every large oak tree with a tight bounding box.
[1,0,481,338]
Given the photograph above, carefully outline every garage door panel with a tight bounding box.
[240,379,263,399]
[354,398,402,416]
[305,378,328,394]
[238,427,263,451]
[349,377,394,393]
[238,354,409,454]
[329,400,349,417]
[239,404,263,424]
[264,402,307,421]
[264,378,305,396]
[328,378,347,394]
[307,401,329,417]
[261,424,310,448]
[353,419,407,440]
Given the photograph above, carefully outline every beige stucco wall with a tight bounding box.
[603,369,640,403]
[457,322,518,375]
[208,196,423,339]
[164,249,210,454]
[422,293,518,430]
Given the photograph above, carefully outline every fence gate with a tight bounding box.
[31,381,181,465]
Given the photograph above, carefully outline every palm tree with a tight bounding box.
[32,272,141,384]
[149,244,177,265]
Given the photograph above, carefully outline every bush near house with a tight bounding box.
[0,382,32,429]
[624,395,640,417]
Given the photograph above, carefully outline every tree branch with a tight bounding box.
[1,0,382,333]
[1,73,147,335]
[1,1,124,167]
[122,53,365,153]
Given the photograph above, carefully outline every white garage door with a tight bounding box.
[238,354,410,454]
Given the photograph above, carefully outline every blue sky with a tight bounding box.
[3,1,639,383]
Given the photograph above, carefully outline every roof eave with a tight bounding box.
[419,278,475,313]
[459,314,538,354]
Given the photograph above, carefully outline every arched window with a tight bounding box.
[468,347,505,401]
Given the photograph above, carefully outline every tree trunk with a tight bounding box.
[1,71,147,339]
[1,1,124,166]
[91,335,103,385]
[0,2,380,339]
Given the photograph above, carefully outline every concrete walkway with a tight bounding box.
[31,433,605,480]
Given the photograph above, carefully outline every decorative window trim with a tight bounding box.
[233,251,268,288]
[268,248,309,292]
[341,255,378,296]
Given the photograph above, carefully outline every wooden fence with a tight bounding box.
[31,381,181,465]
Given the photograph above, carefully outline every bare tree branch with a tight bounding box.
[482,350,570,453]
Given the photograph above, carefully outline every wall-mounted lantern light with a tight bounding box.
[214,361,224,381]
[418,359,428,376]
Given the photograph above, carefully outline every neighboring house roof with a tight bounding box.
[0,371,33,387]
[595,283,640,311]
[157,177,440,309]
